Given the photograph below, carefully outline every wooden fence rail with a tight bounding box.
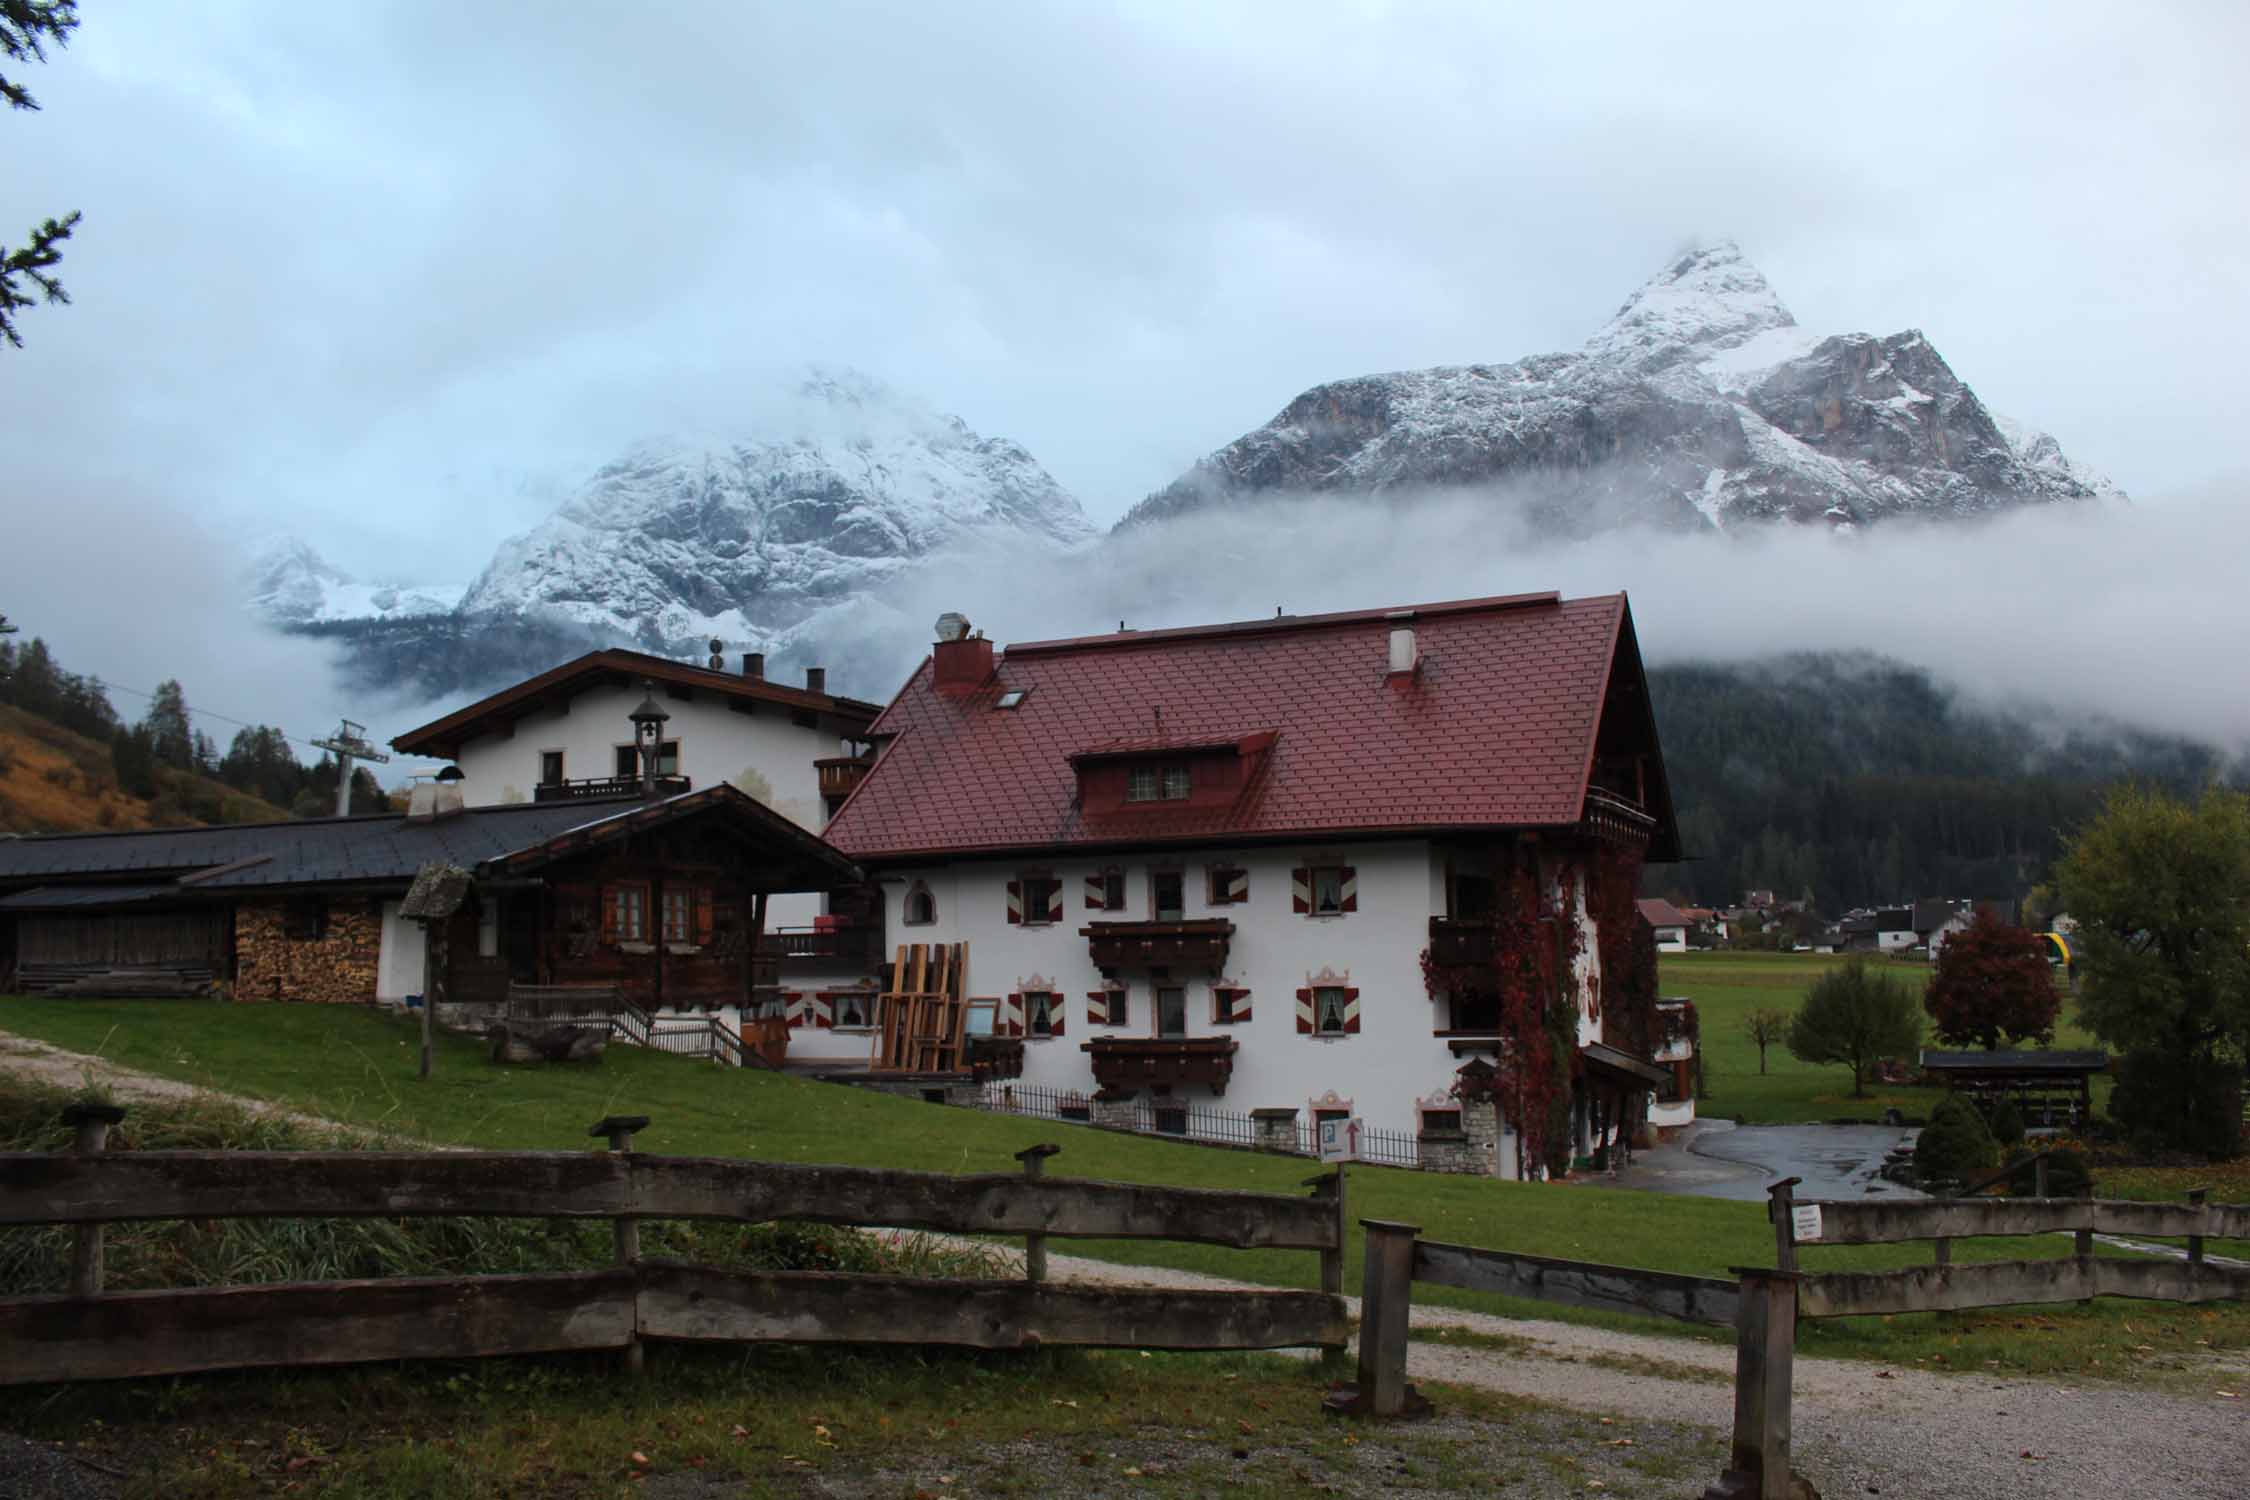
[1334,1178,2249,1500]
[0,1110,1349,1387]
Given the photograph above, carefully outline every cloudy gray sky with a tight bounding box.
[4,1,2247,752]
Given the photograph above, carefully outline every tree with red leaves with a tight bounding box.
[1923,906,2060,1051]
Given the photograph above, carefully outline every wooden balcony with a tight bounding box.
[758,922,883,967]
[817,755,873,803]
[533,774,690,803]
[1083,1036,1239,1097]
[1080,918,1234,974]
[1427,915,1499,968]
[1580,787,1656,848]
[967,1034,1024,1082]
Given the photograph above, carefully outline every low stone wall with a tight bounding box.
[234,898,382,1005]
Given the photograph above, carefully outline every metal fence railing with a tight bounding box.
[979,1083,1431,1169]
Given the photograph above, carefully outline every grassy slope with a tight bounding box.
[1661,950,2110,1125]
[3,997,2241,1379]
[0,704,290,834]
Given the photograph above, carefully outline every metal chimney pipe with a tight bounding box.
[743,652,764,679]
[805,666,826,694]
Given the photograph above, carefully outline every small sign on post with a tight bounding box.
[1789,1204,1824,1244]
[1317,1116,1362,1163]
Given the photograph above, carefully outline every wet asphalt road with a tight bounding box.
[1611,1119,1923,1201]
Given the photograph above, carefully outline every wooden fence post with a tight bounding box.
[2186,1187,2208,1267]
[1305,1165,1346,1297]
[1015,1143,1061,1283]
[1705,1270,1802,1500]
[1325,1218,1427,1419]
[2075,1181,2095,1305]
[1767,1177,1801,1272]
[60,1103,125,1298]
[591,1114,650,1375]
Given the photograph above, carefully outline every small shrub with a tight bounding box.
[2001,1147,2090,1197]
[1914,1093,1999,1190]
[1987,1099,2025,1148]
[2110,1049,2245,1161]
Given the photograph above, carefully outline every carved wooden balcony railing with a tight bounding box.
[1079,918,1234,975]
[1427,915,1500,968]
[1082,1036,1239,1098]
[757,922,883,966]
[816,755,873,804]
[1580,788,1656,848]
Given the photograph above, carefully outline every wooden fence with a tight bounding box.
[0,1107,1350,1386]
[1340,1176,2249,1500]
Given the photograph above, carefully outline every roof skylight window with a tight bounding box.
[996,689,1029,710]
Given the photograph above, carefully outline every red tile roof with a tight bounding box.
[824,591,1676,861]
[1636,898,1692,929]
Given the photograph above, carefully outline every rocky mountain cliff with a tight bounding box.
[456,366,1094,648]
[244,535,463,626]
[1122,241,2119,532]
[295,367,1096,703]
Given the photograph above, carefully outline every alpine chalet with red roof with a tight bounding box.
[823,591,1688,1178]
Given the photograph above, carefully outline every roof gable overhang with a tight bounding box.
[478,783,861,893]
[390,649,884,761]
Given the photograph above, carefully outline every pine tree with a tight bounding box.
[1,1,82,349]
[140,679,194,769]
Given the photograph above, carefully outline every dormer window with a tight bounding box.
[1127,764,1191,802]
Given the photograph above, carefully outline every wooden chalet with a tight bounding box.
[0,783,858,1015]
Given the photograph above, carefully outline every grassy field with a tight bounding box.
[1660,949,2109,1125]
[3,995,2242,1384]
[6,1342,1728,1499]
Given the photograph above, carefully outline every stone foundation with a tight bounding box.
[1416,1130,1483,1173]
[234,898,382,1004]
[1462,1096,1502,1176]
[1251,1106,1301,1154]
[1090,1093,1141,1130]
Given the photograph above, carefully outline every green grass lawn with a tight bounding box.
[1661,950,2110,1125]
[2,996,2242,1380]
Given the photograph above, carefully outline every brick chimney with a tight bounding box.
[742,652,764,679]
[804,666,826,694]
[931,612,992,697]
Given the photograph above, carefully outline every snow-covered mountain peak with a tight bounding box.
[456,367,1095,653]
[243,534,462,626]
[1122,238,2120,534]
[1584,239,1798,364]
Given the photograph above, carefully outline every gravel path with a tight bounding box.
[941,1237,2250,1498]
[8,1037,2244,1499]
[0,1032,363,1137]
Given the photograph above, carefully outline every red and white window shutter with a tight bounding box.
[1214,984,1251,1023]
[1045,882,1065,923]
[1087,986,1126,1026]
[998,992,1025,1037]
[1084,873,1107,908]
[783,992,829,1029]
[1342,987,1362,1033]
[1294,987,1315,1033]
[1290,868,1311,914]
[1338,868,1358,913]
[1005,879,1023,925]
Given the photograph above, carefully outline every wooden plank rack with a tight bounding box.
[872,942,969,1074]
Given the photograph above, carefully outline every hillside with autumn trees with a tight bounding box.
[0,625,381,835]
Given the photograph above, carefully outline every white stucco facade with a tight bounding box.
[375,900,426,1003]
[872,840,1616,1158]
